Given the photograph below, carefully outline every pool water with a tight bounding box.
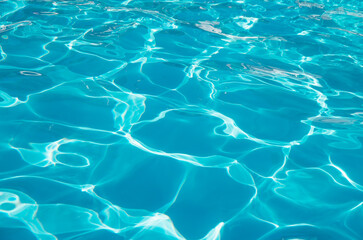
[0,0,362,239]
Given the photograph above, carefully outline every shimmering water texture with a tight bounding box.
[0,0,362,239]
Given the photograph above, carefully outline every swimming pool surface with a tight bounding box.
[0,0,362,239]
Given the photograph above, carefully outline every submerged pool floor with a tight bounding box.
[0,0,362,239]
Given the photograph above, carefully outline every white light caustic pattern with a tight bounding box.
[0,0,362,239]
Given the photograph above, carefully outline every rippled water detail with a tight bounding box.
[0,0,362,239]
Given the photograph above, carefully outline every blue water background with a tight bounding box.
[0,0,362,239]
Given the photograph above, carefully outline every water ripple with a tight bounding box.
[0,0,362,239]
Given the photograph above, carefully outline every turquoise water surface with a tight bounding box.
[0,0,363,239]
